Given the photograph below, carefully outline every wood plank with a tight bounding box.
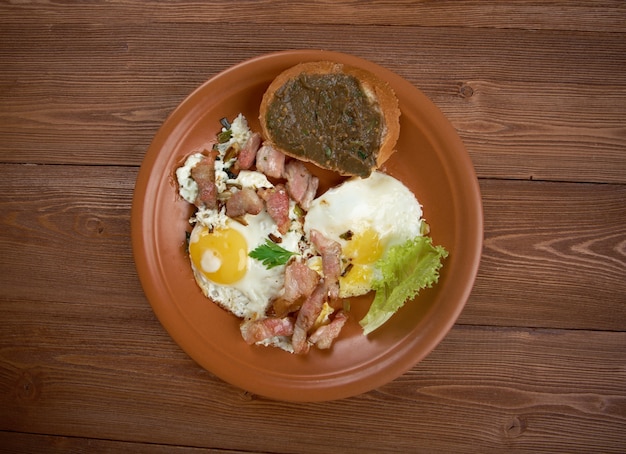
[1,23,625,183]
[0,0,625,32]
[438,81,626,183]
[1,318,624,453]
[459,178,626,330]
[1,164,624,331]
[0,164,143,305]
[0,431,244,454]
[1,2,623,453]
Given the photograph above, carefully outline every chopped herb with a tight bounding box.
[223,143,240,162]
[268,233,282,244]
[339,230,354,241]
[249,239,297,269]
[218,129,232,143]
[293,204,304,218]
[185,231,191,252]
[219,117,231,129]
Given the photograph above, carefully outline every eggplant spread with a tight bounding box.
[265,73,383,177]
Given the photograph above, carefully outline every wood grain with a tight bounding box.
[1,1,625,32]
[461,178,626,330]
[0,164,142,304]
[1,1,625,452]
[1,164,623,331]
[0,432,242,454]
[1,316,624,453]
[1,22,625,183]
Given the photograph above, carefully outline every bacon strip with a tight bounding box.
[191,150,219,209]
[310,229,342,300]
[237,132,262,170]
[256,144,286,179]
[308,310,348,349]
[225,187,264,218]
[292,282,327,354]
[284,160,319,210]
[258,184,290,234]
[240,316,294,345]
[273,261,321,317]
[283,261,320,302]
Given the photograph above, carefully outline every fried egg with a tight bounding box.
[304,171,423,298]
[189,205,302,320]
[176,112,306,323]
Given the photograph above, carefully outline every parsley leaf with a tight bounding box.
[249,239,297,269]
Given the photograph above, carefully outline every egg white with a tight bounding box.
[176,152,204,204]
[304,171,423,297]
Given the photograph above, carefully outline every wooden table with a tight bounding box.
[2,2,625,452]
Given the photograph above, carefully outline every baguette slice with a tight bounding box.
[259,61,400,177]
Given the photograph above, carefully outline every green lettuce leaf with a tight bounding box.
[359,236,448,335]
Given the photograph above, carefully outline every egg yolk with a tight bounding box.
[343,227,383,265]
[189,226,248,284]
[340,227,384,293]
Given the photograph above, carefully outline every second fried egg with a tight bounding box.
[304,171,424,298]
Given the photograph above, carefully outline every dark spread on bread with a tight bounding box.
[265,73,382,177]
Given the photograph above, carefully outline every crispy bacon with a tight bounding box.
[240,316,295,345]
[283,261,321,303]
[310,229,342,300]
[237,132,262,170]
[284,160,319,210]
[191,150,219,209]
[258,184,290,234]
[273,261,321,317]
[292,282,327,354]
[256,143,286,179]
[225,187,264,218]
[308,310,348,349]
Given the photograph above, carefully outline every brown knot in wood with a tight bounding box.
[458,83,474,98]
[14,370,43,403]
[504,415,527,438]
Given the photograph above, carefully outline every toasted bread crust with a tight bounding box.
[259,61,400,176]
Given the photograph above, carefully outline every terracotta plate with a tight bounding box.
[131,50,483,402]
